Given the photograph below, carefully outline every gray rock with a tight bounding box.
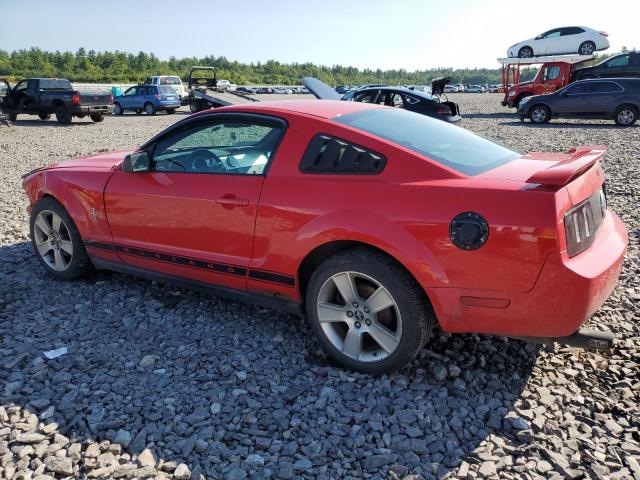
[44,456,73,476]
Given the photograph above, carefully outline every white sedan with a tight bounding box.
[507,26,609,58]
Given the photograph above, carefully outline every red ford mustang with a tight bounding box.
[22,100,628,373]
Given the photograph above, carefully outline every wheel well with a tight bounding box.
[616,103,639,113]
[297,240,433,309]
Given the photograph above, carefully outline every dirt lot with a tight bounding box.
[1,94,638,480]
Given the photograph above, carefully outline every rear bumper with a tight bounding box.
[428,210,628,338]
[158,101,181,110]
[71,105,113,115]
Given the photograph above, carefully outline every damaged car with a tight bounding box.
[304,76,462,122]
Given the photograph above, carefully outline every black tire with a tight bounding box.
[518,46,534,58]
[55,105,72,125]
[90,113,104,122]
[529,104,551,124]
[38,113,51,121]
[189,102,200,114]
[613,105,638,126]
[578,41,596,56]
[165,108,176,114]
[135,109,142,115]
[113,103,123,115]
[29,196,93,280]
[8,112,17,122]
[305,248,433,374]
[515,94,531,109]
[144,102,156,115]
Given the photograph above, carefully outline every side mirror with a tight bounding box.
[122,151,151,173]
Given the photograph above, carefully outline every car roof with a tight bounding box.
[196,99,383,119]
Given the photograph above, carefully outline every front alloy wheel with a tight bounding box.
[317,271,402,362]
[33,210,74,271]
[530,105,550,124]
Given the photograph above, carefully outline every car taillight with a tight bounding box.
[71,93,81,106]
[436,107,451,115]
[599,31,609,37]
[564,189,606,257]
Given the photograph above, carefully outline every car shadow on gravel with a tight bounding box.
[7,119,101,128]
[1,241,540,479]
[499,120,635,129]
[461,112,517,120]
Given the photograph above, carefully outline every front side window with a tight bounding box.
[605,55,629,68]
[353,91,378,103]
[541,29,561,39]
[152,120,283,175]
[333,109,519,176]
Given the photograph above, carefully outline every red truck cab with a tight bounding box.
[499,54,594,108]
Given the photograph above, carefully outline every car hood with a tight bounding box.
[431,76,453,96]
[23,149,134,177]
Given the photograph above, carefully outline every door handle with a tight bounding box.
[216,195,249,209]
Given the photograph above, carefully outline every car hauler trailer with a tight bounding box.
[498,54,594,108]
[186,66,259,113]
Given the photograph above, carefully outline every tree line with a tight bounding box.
[0,47,627,86]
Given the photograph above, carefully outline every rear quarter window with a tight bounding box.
[300,134,386,174]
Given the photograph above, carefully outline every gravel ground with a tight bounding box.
[0,94,638,480]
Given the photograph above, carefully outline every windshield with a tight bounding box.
[332,109,520,176]
[40,79,73,90]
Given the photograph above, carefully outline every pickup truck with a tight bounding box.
[499,55,594,108]
[3,78,113,124]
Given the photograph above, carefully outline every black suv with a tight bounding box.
[574,52,640,80]
[518,78,640,126]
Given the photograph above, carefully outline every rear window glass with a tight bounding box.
[39,79,72,90]
[160,77,182,85]
[332,109,519,176]
[159,86,177,94]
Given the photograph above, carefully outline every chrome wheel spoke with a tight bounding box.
[365,286,395,314]
[342,329,362,359]
[53,249,66,270]
[332,272,359,304]
[318,303,348,323]
[36,239,52,256]
[51,213,62,233]
[35,215,52,236]
[368,322,400,353]
[59,239,73,255]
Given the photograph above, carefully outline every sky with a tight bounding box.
[0,0,636,70]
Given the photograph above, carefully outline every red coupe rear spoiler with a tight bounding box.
[526,146,607,186]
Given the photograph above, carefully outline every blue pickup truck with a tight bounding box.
[113,84,181,115]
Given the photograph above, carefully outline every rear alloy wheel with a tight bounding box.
[30,197,92,280]
[144,102,156,115]
[55,105,72,125]
[578,41,596,55]
[529,105,550,124]
[38,113,51,120]
[306,249,432,374]
[518,46,534,58]
[614,106,638,126]
[113,103,123,115]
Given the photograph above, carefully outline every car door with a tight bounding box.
[103,114,286,290]
[536,28,562,55]
[120,86,138,109]
[559,27,583,55]
[600,55,629,78]
[587,81,624,116]
[554,83,593,117]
